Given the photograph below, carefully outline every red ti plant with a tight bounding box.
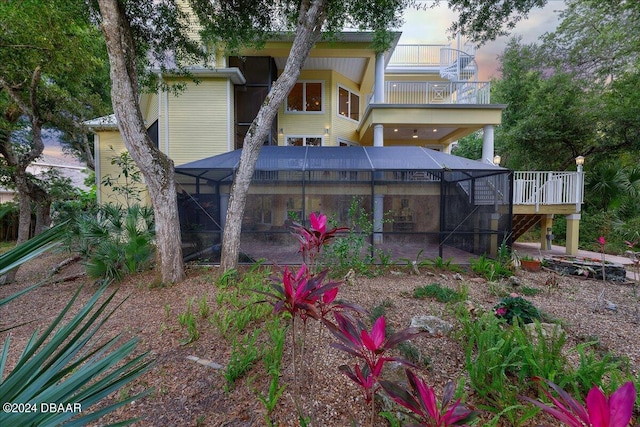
[326,312,422,425]
[522,377,637,427]
[597,236,607,281]
[259,264,342,322]
[380,369,478,427]
[290,212,347,272]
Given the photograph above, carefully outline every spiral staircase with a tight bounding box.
[438,44,479,103]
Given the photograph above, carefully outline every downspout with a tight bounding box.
[439,171,445,259]
[94,133,101,205]
[160,73,170,155]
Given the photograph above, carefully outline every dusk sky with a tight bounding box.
[398,1,568,80]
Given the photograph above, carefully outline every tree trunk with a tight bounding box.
[82,132,96,171]
[220,0,327,271]
[3,175,33,283]
[98,0,185,284]
[0,69,45,283]
[29,180,52,234]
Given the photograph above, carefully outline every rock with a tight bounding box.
[454,273,464,281]
[410,315,453,336]
[604,300,618,312]
[463,300,481,317]
[186,355,224,369]
[411,261,420,275]
[508,276,523,287]
[439,274,448,280]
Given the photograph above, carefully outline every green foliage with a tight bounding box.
[256,317,287,419]
[198,295,210,318]
[0,221,68,277]
[0,284,153,426]
[212,266,272,339]
[518,286,542,297]
[209,266,275,393]
[451,131,482,160]
[446,0,552,45]
[72,203,155,282]
[0,0,112,161]
[458,311,565,423]
[565,342,628,398]
[412,282,466,303]
[53,186,98,225]
[493,295,541,324]
[224,330,261,392]
[470,254,513,281]
[320,197,385,276]
[101,148,147,208]
[178,298,199,345]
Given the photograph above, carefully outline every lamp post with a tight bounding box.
[575,156,585,212]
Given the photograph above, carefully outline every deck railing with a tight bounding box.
[388,44,446,67]
[383,81,491,105]
[513,171,584,211]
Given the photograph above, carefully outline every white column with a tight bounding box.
[373,194,384,244]
[374,52,385,103]
[373,52,386,147]
[481,124,495,164]
[373,124,384,147]
[566,213,581,255]
[220,193,229,231]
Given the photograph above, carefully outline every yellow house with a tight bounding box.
[88,32,584,263]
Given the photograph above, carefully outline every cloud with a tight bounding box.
[399,1,567,80]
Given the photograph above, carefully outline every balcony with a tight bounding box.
[384,81,491,105]
[513,171,584,211]
[388,44,445,68]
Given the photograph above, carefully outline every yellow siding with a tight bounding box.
[96,130,149,206]
[276,70,367,146]
[277,70,332,146]
[330,71,361,145]
[166,78,231,165]
[143,92,159,124]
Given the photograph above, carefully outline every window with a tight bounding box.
[337,138,359,147]
[147,120,159,148]
[286,81,323,113]
[287,136,322,147]
[338,85,360,121]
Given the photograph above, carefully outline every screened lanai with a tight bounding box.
[175,146,513,265]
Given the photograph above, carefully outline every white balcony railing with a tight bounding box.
[513,171,584,211]
[388,44,446,68]
[384,81,491,105]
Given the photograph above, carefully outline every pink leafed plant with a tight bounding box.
[522,377,637,427]
[290,212,348,271]
[380,369,477,427]
[258,264,342,322]
[326,313,422,425]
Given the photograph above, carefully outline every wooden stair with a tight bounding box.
[512,214,541,241]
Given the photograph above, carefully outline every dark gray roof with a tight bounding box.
[175,146,506,182]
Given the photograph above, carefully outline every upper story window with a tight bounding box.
[287,136,322,147]
[338,85,360,122]
[286,81,323,113]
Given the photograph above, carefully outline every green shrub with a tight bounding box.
[319,197,391,276]
[1,284,153,426]
[493,295,540,324]
[412,282,465,303]
[470,254,513,280]
[75,203,155,282]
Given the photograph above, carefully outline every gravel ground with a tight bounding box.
[1,252,638,426]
